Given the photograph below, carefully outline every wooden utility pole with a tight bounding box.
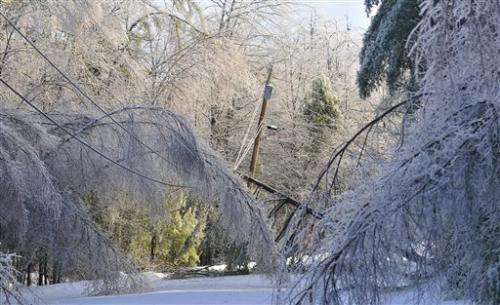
[248,65,273,183]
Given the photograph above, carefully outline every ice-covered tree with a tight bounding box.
[358,0,420,98]
[281,1,499,304]
[304,75,340,126]
[0,253,24,304]
[0,0,276,293]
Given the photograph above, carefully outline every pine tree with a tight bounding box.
[304,75,340,126]
[357,0,421,98]
[302,75,340,167]
[161,194,203,267]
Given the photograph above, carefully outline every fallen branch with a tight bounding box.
[242,175,323,220]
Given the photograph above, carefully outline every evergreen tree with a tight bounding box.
[357,0,421,98]
[302,75,341,183]
[84,193,204,268]
[161,194,202,267]
[304,75,340,126]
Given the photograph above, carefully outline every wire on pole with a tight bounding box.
[0,78,191,189]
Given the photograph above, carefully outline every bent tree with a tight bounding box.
[280,1,499,305]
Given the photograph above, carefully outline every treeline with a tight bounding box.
[0,0,375,292]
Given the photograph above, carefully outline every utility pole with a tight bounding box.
[248,65,273,185]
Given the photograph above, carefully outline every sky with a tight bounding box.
[293,0,371,31]
[185,0,372,33]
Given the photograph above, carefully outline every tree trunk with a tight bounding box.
[43,257,48,285]
[51,263,56,284]
[150,232,157,261]
[51,262,61,284]
[38,261,43,286]
[26,263,32,286]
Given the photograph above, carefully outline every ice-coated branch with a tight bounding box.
[280,1,500,304]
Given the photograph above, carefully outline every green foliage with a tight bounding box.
[84,192,203,268]
[358,0,421,98]
[83,190,255,271]
[304,75,340,126]
[300,75,341,177]
[160,194,203,267]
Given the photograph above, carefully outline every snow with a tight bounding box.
[48,288,273,305]
[29,274,274,305]
[20,274,470,305]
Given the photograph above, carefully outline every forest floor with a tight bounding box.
[24,274,470,305]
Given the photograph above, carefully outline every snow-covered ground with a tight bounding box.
[29,274,274,305]
[21,274,470,305]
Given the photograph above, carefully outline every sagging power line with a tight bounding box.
[0,11,193,178]
[0,78,190,189]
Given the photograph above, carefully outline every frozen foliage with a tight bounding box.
[0,252,26,304]
[281,1,499,304]
[358,0,420,98]
[0,111,141,295]
[0,0,275,293]
[0,105,274,293]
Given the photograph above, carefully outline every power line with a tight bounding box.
[0,11,185,172]
[0,78,190,189]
